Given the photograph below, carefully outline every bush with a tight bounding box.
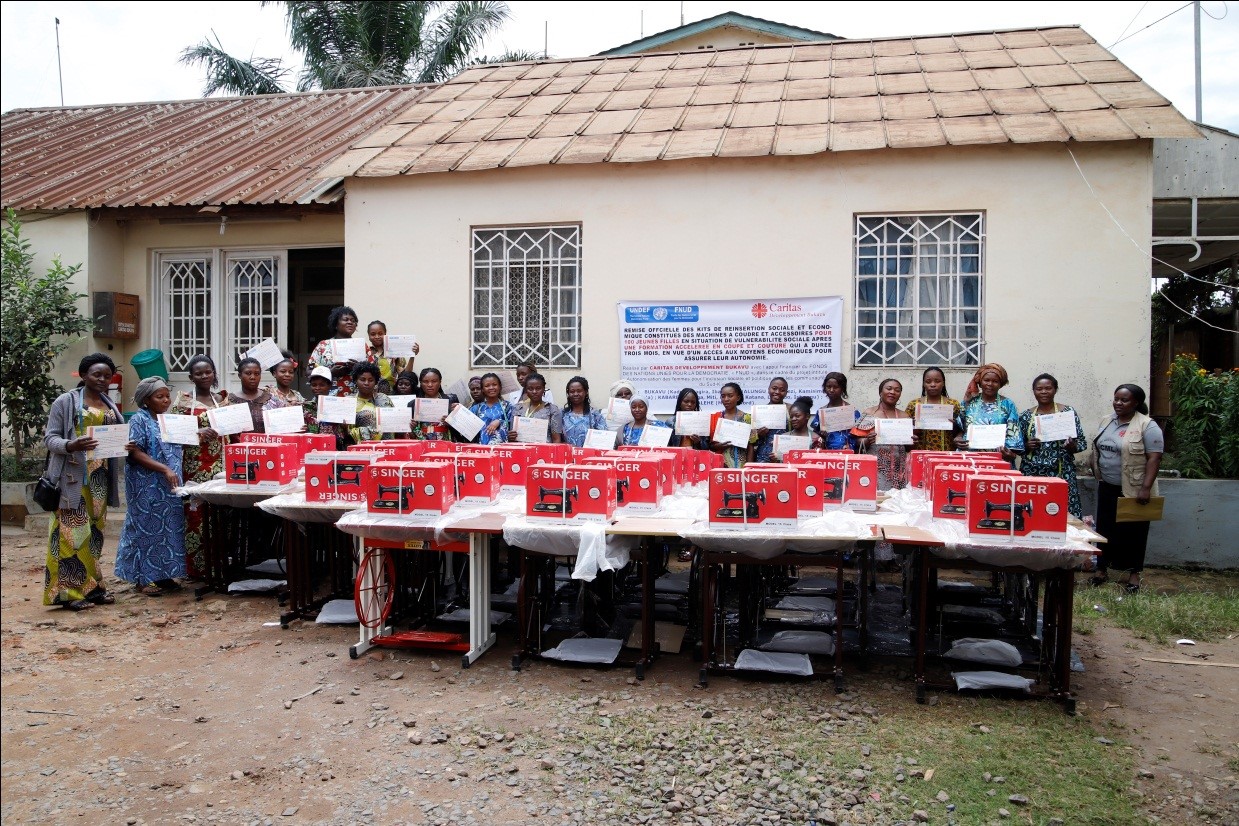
[1166,353,1239,479]
[0,452,44,483]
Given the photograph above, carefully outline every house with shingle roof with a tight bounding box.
[1,24,1199,427]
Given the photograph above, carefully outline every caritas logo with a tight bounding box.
[752,301,803,318]
[751,302,769,319]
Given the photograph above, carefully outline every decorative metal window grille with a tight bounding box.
[854,213,984,367]
[159,256,213,373]
[471,225,581,368]
[226,254,281,367]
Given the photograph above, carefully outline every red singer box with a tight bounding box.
[349,440,428,462]
[966,474,1069,544]
[421,451,501,505]
[525,443,572,466]
[305,450,381,503]
[787,453,877,512]
[928,464,1017,520]
[526,464,616,523]
[237,432,335,464]
[582,456,663,514]
[365,461,457,517]
[617,446,686,489]
[223,443,297,491]
[687,450,723,485]
[708,467,799,530]
[924,454,1010,503]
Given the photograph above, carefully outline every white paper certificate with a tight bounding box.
[637,424,674,448]
[675,411,712,437]
[87,424,130,460]
[387,394,417,412]
[584,428,618,450]
[773,433,810,458]
[382,334,417,359]
[967,423,1007,450]
[262,405,305,435]
[751,404,789,431]
[158,413,200,446]
[514,416,549,444]
[330,338,367,364]
[606,397,633,425]
[318,394,359,425]
[874,417,915,445]
[713,416,752,446]
[1035,411,1078,442]
[413,397,450,423]
[817,404,857,433]
[377,406,412,433]
[445,404,485,442]
[245,338,285,370]
[914,402,955,431]
[207,404,255,436]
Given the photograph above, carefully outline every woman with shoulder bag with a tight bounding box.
[41,353,127,610]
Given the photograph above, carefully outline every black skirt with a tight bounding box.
[1094,480,1151,572]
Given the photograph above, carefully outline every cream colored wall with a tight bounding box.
[641,27,804,52]
[349,141,1152,431]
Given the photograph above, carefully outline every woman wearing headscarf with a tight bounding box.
[41,353,125,610]
[169,354,228,579]
[954,362,1024,461]
[605,379,636,431]
[114,378,185,596]
[619,395,672,446]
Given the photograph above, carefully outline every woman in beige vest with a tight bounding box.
[1090,384,1163,593]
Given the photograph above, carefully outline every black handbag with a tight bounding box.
[32,475,60,512]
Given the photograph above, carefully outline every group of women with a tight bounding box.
[40,307,1162,609]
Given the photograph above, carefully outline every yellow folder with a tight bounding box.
[1115,497,1165,523]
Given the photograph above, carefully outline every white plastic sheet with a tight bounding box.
[227,578,286,593]
[733,649,814,676]
[183,478,299,509]
[952,670,1035,692]
[774,595,836,613]
[908,516,1095,571]
[540,638,623,664]
[315,599,359,624]
[944,637,1023,667]
[437,607,510,626]
[655,570,691,595]
[257,491,357,524]
[245,558,287,576]
[501,517,635,581]
[760,630,835,656]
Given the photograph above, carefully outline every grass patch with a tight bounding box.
[1074,573,1239,644]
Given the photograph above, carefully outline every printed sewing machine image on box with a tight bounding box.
[786,453,877,512]
[966,474,1068,543]
[525,464,616,523]
[223,443,297,490]
[581,456,663,514]
[708,467,798,530]
[364,461,457,517]
[929,464,1020,520]
[304,451,381,503]
[910,450,1004,489]
[421,451,501,505]
[613,446,678,493]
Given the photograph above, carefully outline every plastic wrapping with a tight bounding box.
[540,638,623,664]
[774,595,836,613]
[680,509,893,559]
[655,570,691,595]
[733,649,814,676]
[502,517,636,582]
[245,558,287,576]
[257,491,358,524]
[760,630,835,656]
[944,637,1023,667]
[952,670,1035,692]
[315,599,359,624]
[942,604,1006,625]
[227,578,285,593]
[917,517,1095,570]
[183,478,299,509]
[437,607,509,626]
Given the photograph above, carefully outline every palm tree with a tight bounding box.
[181,1,517,96]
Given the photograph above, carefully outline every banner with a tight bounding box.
[618,297,843,414]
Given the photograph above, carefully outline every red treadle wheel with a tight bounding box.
[354,547,396,629]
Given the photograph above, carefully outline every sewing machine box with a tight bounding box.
[929,464,1020,520]
[524,443,572,466]
[348,440,429,462]
[910,450,1004,489]
[923,455,1011,502]
[526,463,616,523]
[571,447,607,463]
[785,453,878,512]
[708,467,799,530]
[581,456,663,513]
[420,451,501,506]
[236,432,335,464]
[612,446,679,492]
[966,474,1068,543]
[304,450,381,503]
[365,461,458,517]
[687,450,723,485]
[223,442,298,490]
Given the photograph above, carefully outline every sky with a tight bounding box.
[1,1,1236,131]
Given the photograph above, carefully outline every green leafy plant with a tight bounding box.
[0,209,92,464]
[1166,353,1238,479]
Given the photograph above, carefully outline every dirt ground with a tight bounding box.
[1,518,1236,826]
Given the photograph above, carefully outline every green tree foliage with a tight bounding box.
[1166,353,1239,479]
[181,1,520,96]
[0,210,93,463]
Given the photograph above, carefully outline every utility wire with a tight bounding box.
[1202,1,1228,19]
[1111,1,1151,48]
[1109,1,1193,48]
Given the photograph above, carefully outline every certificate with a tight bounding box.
[244,338,285,370]
[817,404,856,433]
[377,406,412,433]
[713,416,752,446]
[413,397,450,423]
[675,411,711,437]
[773,433,810,458]
[318,394,359,425]
[387,394,417,412]
[967,423,1007,450]
[87,424,130,460]
[514,416,549,443]
[329,337,367,363]
[262,405,305,435]
[584,428,618,450]
[606,397,633,426]
[751,404,789,431]
[445,404,485,442]
[637,424,673,448]
[874,417,914,445]
[382,334,417,359]
[1034,411,1078,442]
[158,413,200,446]
[914,402,955,431]
[207,403,255,436]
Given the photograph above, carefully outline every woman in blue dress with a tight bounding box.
[752,377,791,463]
[954,362,1024,462]
[554,377,608,447]
[469,372,513,445]
[811,371,859,451]
[115,377,185,596]
[619,397,672,446]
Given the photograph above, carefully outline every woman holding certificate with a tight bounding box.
[674,388,711,450]
[620,397,671,446]
[470,373,514,445]
[554,377,608,447]
[1018,374,1087,517]
[347,362,393,444]
[752,377,791,463]
[307,306,372,396]
[858,379,912,490]
[41,353,126,611]
[170,354,228,579]
[954,363,1024,460]
[366,319,419,394]
[811,372,860,451]
[905,367,961,451]
[710,383,756,467]
[511,373,562,443]
[226,358,286,433]
[412,368,462,441]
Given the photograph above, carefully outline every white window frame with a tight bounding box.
[853,212,985,368]
[470,224,582,369]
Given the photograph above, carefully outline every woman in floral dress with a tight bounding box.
[226,357,286,432]
[955,363,1024,462]
[1018,373,1088,517]
[169,354,227,580]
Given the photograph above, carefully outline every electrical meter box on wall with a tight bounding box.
[93,292,140,339]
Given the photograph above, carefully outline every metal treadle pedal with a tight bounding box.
[372,630,469,651]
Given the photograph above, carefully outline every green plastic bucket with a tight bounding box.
[123,411,138,423]
[129,348,169,381]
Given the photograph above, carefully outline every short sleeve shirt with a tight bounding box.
[1095,417,1164,485]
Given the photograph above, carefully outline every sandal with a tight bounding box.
[1088,576,1109,588]
[139,583,164,597]
[678,548,694,562]
[87,589,115,605]
[1124,583,1140,594]
[155,579,182,592]
[63,599,94,612]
